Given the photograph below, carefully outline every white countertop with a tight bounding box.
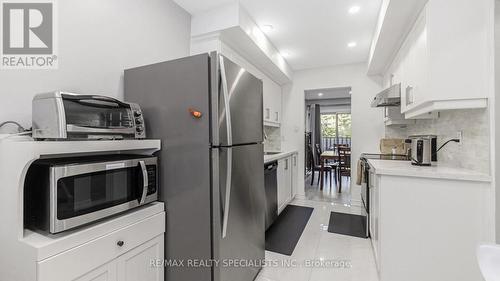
[367,159,491,182]
[264,150,298,163]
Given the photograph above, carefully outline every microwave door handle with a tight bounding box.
[62,95,129,107]
[138,160,148,204]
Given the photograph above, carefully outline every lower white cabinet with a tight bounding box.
[368,170,380,270]
[368,167,493,281]
[75,263,115,281]
[115,235,164,281]
[291,153,298,199]
[277,157,289,213]
[277,155,295,214]
[76,235,163,281]
[38,212,165,281]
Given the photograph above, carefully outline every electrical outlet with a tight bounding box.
[456,131,463,145]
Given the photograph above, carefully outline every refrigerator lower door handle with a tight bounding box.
[219,55,233,146]
[222,147,232,238]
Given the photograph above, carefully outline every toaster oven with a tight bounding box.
[32,91,146,140]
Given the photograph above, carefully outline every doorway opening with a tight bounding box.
[304,87,352,204]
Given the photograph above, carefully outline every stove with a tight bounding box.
[359,153,410,238]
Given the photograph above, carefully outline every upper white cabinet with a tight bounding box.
[391,7,436,119]
[263,81,282,127]
[213,40,283,127]
[379,0,491,119]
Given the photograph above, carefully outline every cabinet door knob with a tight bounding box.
[117,240,125,247]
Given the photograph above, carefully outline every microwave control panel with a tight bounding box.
[146,165,157,195]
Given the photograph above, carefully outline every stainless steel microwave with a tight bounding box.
[24,155,158,233]
[32,91,146,140]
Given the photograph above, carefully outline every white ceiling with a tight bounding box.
[174,0,382,71]
[173,0,233,15]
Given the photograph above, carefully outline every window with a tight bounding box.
[337,113,352,138]
[320,113,351,150]
[320,114,337,137]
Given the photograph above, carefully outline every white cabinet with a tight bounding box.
[400,9,428,113]
[116,235,164,281]
[277,156,292,213]
[37,212,165,281]
[426,0,490,104]
[369,170,493,281]
[291,153,298,199]
[385,1,489,119]
[389,6,435,119]
[75,264,115,281]
[368,170,380,270]
[263,81,282,127]
[75,235,163,281]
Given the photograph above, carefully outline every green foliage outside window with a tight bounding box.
[321,113,351,138]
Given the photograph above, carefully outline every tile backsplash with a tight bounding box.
[264,126,281,152]
[385,109,490,173]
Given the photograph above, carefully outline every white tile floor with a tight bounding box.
[256,198,379,281]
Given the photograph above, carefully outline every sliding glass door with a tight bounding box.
[320,113,351,151]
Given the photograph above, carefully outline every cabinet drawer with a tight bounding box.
[38,212,165,281]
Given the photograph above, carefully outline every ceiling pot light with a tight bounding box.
[262,24,274,32]
[318,93,324,97]
[347,42,357,48]
[349,6,361,14]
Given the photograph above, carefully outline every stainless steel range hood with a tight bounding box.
[371,83,401,107]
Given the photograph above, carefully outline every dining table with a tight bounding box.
[319,150,339,190]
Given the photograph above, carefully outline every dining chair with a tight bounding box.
[315,144,337,187]
[309,144,333,186]
[334,143,349,154]
[337,146,351,192]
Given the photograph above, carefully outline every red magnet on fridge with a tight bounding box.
[189,108,202,118]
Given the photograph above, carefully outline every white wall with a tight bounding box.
[495,0,500,243]
[319,105,351,114]
[385,109,491,173]
[282,63,384,200]
[0,0,191,131]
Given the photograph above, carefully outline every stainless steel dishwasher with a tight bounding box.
[264,161,278,230]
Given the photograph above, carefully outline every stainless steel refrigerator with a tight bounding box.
[124,53,265,281]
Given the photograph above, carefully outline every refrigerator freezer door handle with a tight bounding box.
[222,147,232,238]
[219,55,233,146]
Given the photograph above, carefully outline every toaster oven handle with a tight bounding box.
[138,160,148,204]
[62,95,130,107]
